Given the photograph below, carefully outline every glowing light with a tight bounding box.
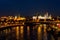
[57,24,59,25]
[57,23,60,28]
[38,15,41,19]
[32,16,37,19]
[15,16,17,19]
[38,26,41,33]
[38,13,52,19]
[16,26,19,39]
[1,16,7,18]
[27,26,30,36]
[20,17,26,20]
[20,26,24,34]
[27,26,30,31]
[38,15,46,19]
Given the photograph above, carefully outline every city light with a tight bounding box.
[38,15,46,19]
[32,13,52,19]
[57,23,60,28]
[32,16,37,19]
[0,14,60,40]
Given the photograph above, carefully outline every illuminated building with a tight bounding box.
[32,13,52,19]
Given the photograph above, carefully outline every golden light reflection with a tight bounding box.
[16,26,24,40]
[27,26,30,40]
[44,24,46,32]
[43,24,47,40]
[37,26,41,40]
[38,26,41,33]
[27,26,30,35]
[16,26,19,40]
[20,26,24,34]
[27,26,30,31]
[20,26,24,40]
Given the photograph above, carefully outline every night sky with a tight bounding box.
[0,0,60,16]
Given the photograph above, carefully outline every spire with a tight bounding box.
[44,12,48,17]
[49,14,51,17]
[46,12,48,17]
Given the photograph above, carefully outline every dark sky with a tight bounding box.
[0,0,60,16]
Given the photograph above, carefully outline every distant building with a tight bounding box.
[32,13,52,19]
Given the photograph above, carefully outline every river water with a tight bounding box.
[0,24,56,40]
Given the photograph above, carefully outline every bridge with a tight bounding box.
[0,21,60,30]
[0,21,60,40]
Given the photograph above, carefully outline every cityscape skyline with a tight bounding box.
[0,12,59,17]
[0,0,60,40]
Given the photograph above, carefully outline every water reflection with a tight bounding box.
[0,25,44,40]
[20,26,24,40]
[0,24,56,40]
[27,26,30,40]
[16,26,19,40]
[16,26,24,40]
[37,26,41,40]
